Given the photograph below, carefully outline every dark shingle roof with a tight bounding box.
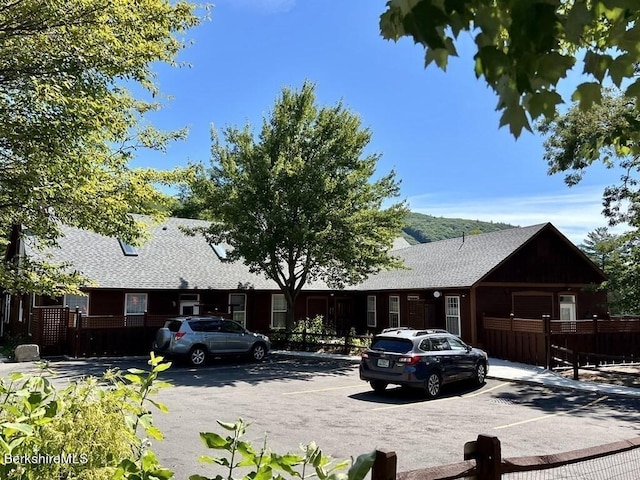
[355,223,549,290]
[26,218,550,291]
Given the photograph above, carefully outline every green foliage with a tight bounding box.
[0,0,200,296]
[0,334,32,361]
[185,81,407,328]
[190,418,375,480]
[580,228,640,315]
[538,91,640,232]
[0,353,172,480]
[380,0,640,137]
[402,212,515,243]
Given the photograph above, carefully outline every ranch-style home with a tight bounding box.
[1,217,608,358]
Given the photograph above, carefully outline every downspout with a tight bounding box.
[470,285,478,345]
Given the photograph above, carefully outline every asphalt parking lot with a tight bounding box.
[2,354,640,480]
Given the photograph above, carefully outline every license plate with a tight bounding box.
[377,358,390,368]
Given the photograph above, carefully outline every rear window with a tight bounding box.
[370,337,414,354]
[166,320,183,333]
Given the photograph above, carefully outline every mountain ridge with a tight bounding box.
[402,212,517,244]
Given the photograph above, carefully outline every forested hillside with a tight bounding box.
[402,212,516,244]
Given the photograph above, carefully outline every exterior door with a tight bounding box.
[335,298,353,334]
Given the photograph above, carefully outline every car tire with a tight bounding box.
[188,346,207,367]
[250,343,267,361]
[425,372,441,398]
[370,380,388,393]
[474,362,487,385]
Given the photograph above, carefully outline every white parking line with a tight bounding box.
[494,395,609,430]
[283,384,365,395]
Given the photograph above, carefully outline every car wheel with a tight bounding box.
[425,372,441,398]
[370,380,388,393]
[250,343,267,361]
[474,362,487,385]
[189,346,207,367]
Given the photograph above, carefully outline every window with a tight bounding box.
[271,294,287,329]
[389,295,400,328]
[64,294,89,315]
[223,320,245,333]
[367,295,377,327]
[445,296,461,336]
[447,336,468,351]
[559,294,576,321]
[125,293,147,315]
[180,293,200,316]
[118,239,138,256]
[229,293,247,327]
[430,337,451,351]
[211,244,227,260]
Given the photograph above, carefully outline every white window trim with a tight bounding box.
[389,295,400,328]
[367,295,377,327]
[271,293,287,330]
[64,293,89,315]
[180,293,200,316]
[559,294,577,321]
[445,295,461,336]
[229,293,247,327]
[124,293,148,316]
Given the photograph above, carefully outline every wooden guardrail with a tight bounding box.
[372,435,640,480]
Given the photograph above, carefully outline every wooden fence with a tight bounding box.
[371,434,640,480]
[483,315,640,368]
[33,307,175,357]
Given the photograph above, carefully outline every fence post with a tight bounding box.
[592,314,599,361]
[475,435,501,480]
[74,306,82,358]
[343,329,350,355]
[371,449,397,480]
[543,315,551,369]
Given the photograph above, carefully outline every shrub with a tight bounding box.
[0,354,172,480]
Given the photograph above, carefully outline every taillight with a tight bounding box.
[174,331,186,340]
[396,355,420,366]
[361,352,369,359]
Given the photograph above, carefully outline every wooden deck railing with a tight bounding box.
[483,315,640,368]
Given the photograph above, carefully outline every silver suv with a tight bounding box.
[359,328,488,398]
[153,317,270,366]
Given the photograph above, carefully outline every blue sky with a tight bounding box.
[135,0,623,244]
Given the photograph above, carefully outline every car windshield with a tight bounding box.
[370,338,413,354]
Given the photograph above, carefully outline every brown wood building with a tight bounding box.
[1,218,607,355]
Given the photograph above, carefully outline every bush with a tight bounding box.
[0,333,32,360]
[0,354,172,480]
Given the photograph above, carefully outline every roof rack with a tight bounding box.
[380,327,451,336]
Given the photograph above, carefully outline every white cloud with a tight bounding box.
[407,186,628,244]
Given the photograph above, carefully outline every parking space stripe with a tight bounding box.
[494,395,609,430]
[462,382,509,398]
[371,396,454,411]
[283,384,365,395]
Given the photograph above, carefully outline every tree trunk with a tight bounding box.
[284,289,298,331]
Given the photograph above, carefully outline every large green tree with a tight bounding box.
[186,82,407,328]
[380,0,640,137]
[579,227,640,315]
[538,91,640,231]
[0,0,199,295]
